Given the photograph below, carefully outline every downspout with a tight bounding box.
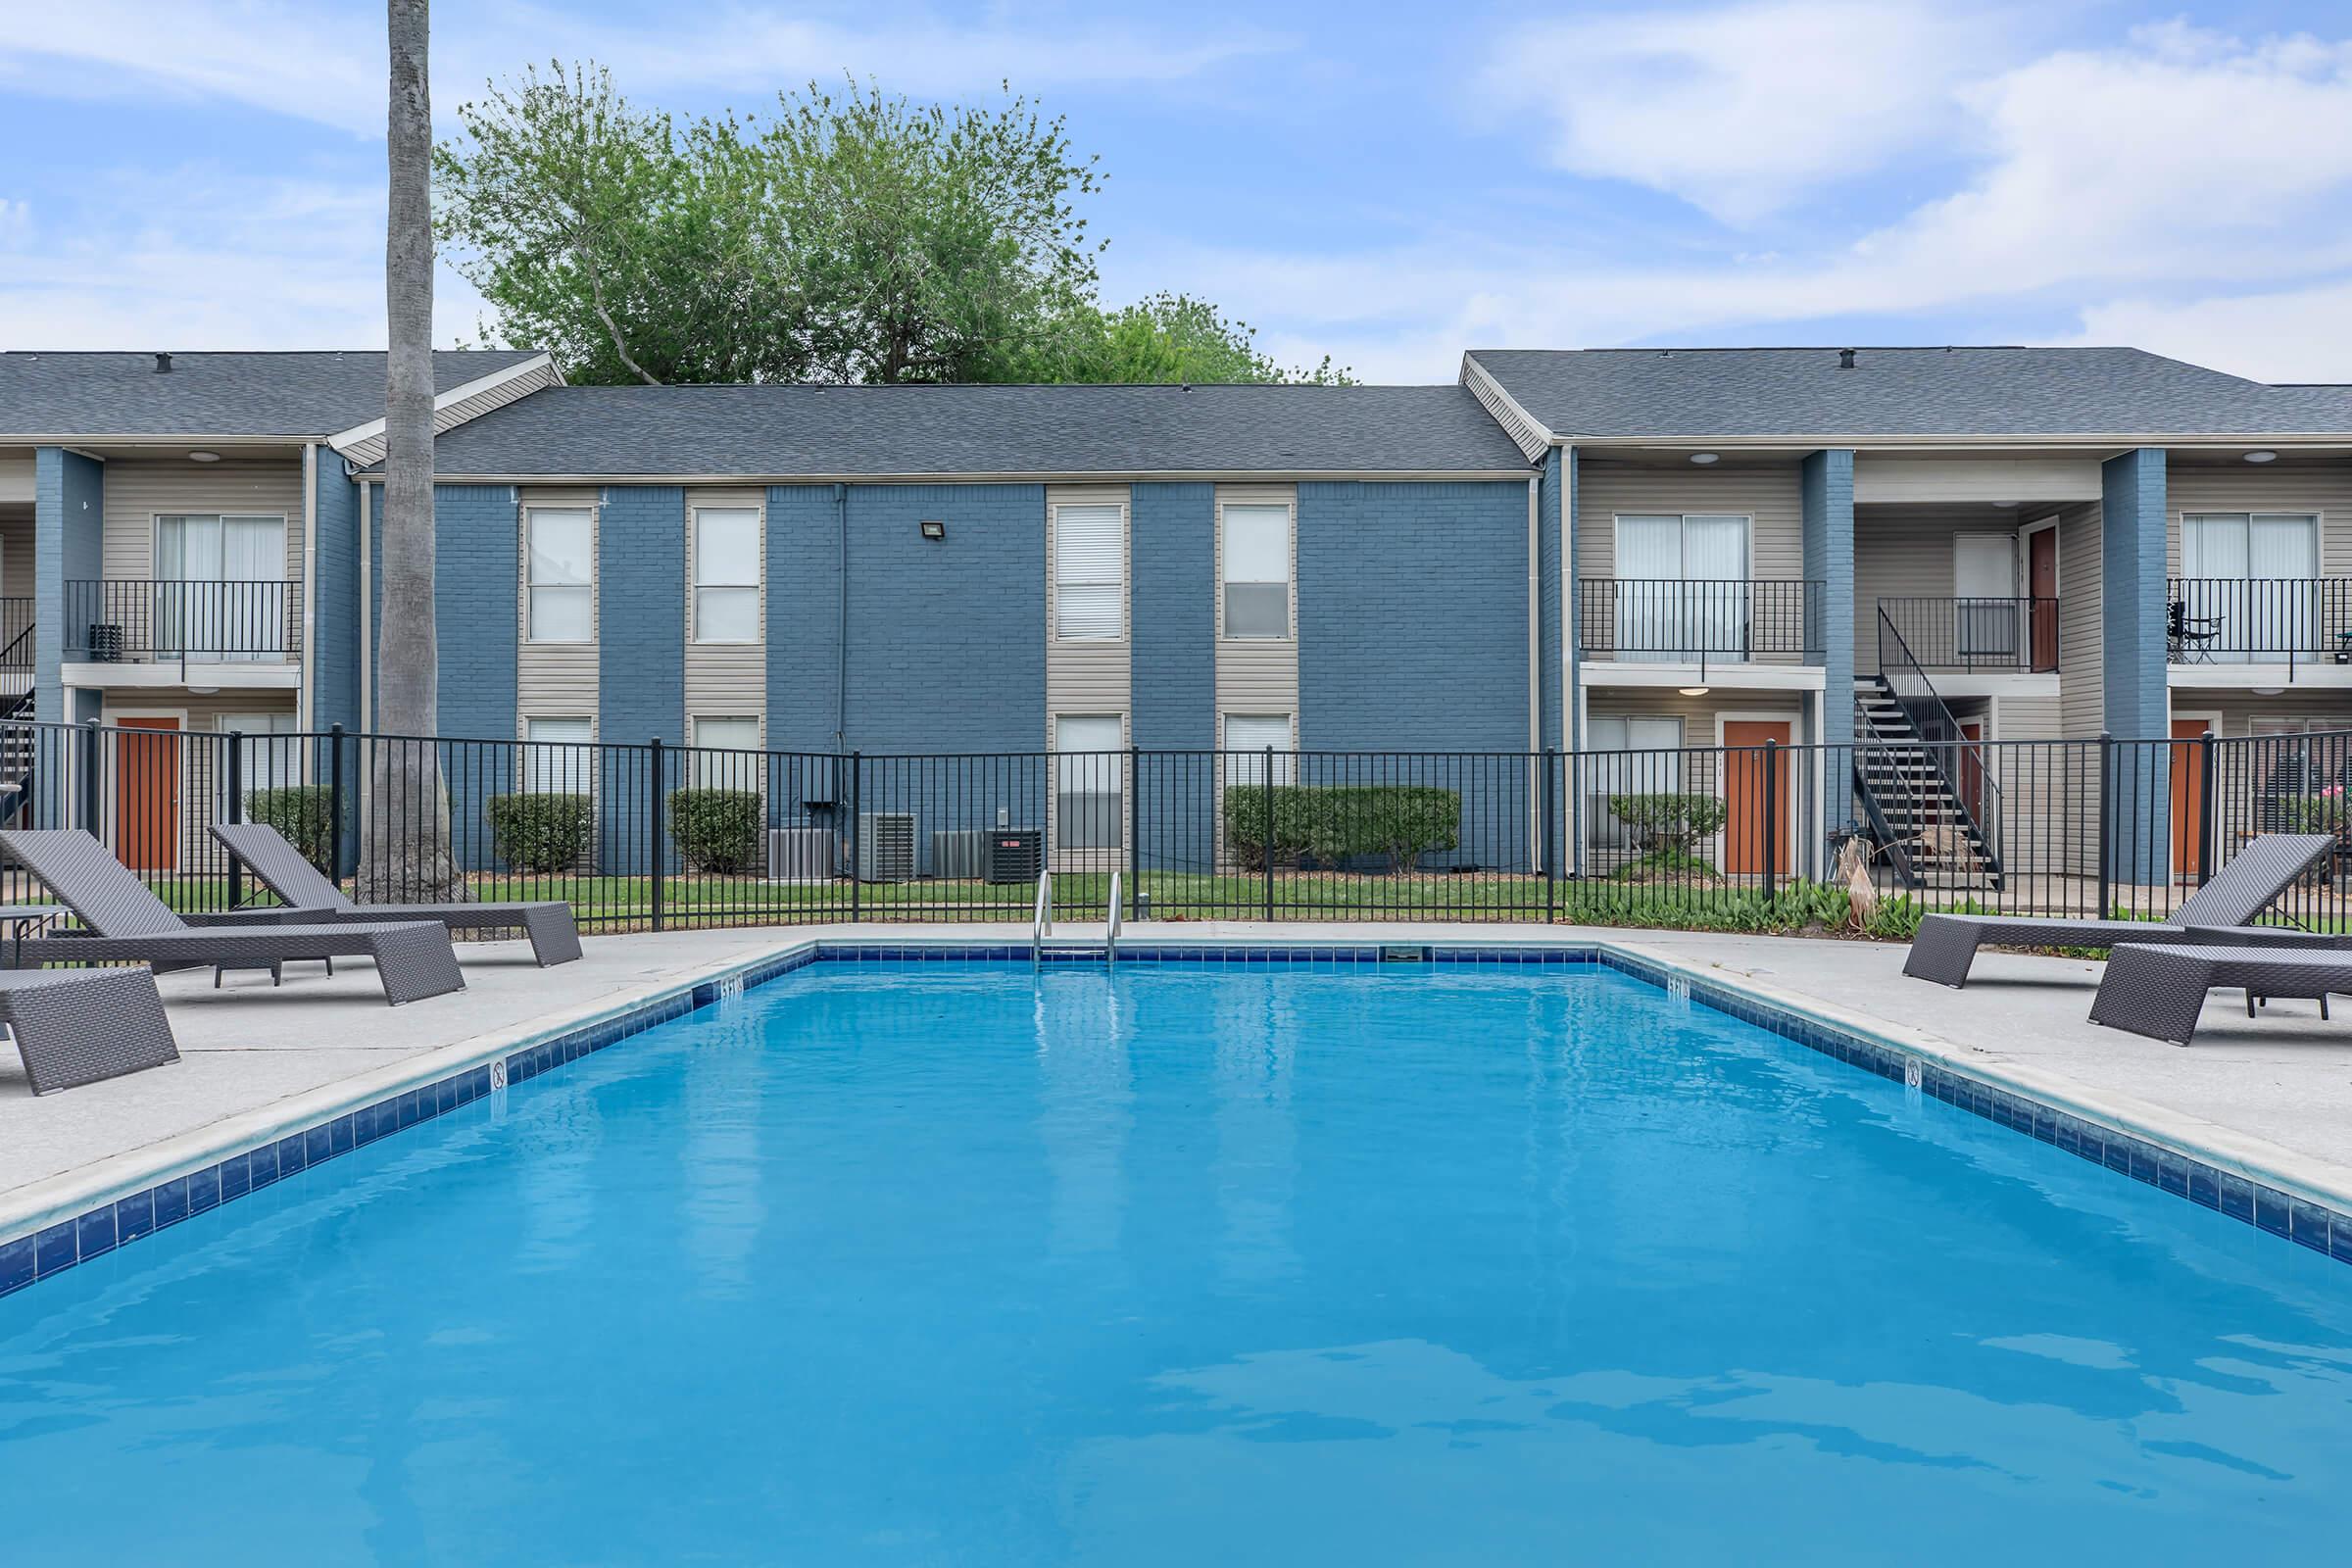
[1526,472,1541,866]
[833,482,848,752]
[300,442,318,731]
[358,476,371,731]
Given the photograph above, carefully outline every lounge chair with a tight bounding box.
[0,830,465,1006]
[0,965,179,1094]
[210,822,583,967]
[2089,938,2352,1046]
[1901,832,2336,987]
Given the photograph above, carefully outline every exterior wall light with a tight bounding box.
[1689,452,1719,466]
[1679,685,1710,697]
[919,519,946,540]
[2243,450,2278,464]
[188,451,220,463]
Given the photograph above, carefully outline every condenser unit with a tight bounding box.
[932,828,989,880]
[766,826,835,883]
[856,811,917,882]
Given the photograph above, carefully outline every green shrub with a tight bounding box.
[668,788,763,874]
[487,792,594,874]
[243,785,335,872]
[1611,845,1719,883]
[1312,785,1462,871]
[1222,784,1318,871]
[1606,793,1729,857]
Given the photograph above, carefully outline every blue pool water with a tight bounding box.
[4,960,2351,1563]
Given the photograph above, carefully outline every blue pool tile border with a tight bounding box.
[6,939,2348,1301]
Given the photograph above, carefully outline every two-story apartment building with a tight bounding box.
[6,342,2350,886]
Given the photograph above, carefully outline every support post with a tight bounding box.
[649,737,666,933]
[1127,744,1141,922]
[1544,748,1559,924]
[79,718,100,840]
[327,723,348,884]
[2096,732,2115,919]
[847,751,861,923]
[1762,737,1780,900]
[1263,746,1276,923]
[2197,729,2217,887]
[225,729,245,909]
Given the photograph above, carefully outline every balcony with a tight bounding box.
[1576,578,1825,663]
[1876,596,2059,673]
[62,579,302,685]
[2167,577,2352,671]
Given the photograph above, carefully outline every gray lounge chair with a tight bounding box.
[2090,938,2352,1046]
[210,822,583,966]
[0,965,179,1094]
[0,830,465,1006]
[1901,832,2336,987]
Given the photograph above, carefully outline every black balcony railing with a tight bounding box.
[0,598,32,673]
[1576,578,1824,661]
[1876,596,2059,672]
[2167,577,2352,668]
[63,579,301,662]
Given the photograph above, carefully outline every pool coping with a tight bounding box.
[6,934,2351,1298]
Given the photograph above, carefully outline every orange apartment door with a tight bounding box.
[1723,719,1793,874]
[2029,528,2059,670]
[2171,717,2210,881]
[116,716,180,870]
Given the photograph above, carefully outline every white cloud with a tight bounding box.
[1483,0,2005,223]
[2,2,383,135]
[2053,278,2352,384]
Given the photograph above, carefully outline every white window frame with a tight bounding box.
[152,512,290,662]
[217,710,301,814]
[691,506,762,646]
[689,715,764,789]
[1051,500,1128,642]
[521,714,595,795]
[525,507,596,645]
[1218,500,1295,641]
[1221,712,1297,785]
[1052,713,1126,853]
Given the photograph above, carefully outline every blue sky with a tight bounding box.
[5,1,2352,383]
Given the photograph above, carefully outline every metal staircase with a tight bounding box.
[1854,612,2003,892]
[0,687,35,830]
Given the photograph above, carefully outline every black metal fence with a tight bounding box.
[1,718,2348,935]
[62,579,301,662]
[1876,596,2059,672]
[1575,578,1824,662]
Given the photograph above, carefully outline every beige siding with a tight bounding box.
[96,692,302,875]
[1577,692,1805,876]
[2174,691,2352,738]
[517,487,600,730]
[684,487,765,744]
[1991,693,2065,741]
[2056,502,2104,739]
[1853,507,2029,674]
[2165,457,2352,578]
[99,459,304,585]
[1045,484,1130,748]
[1852,454,2101,506]
[1573,459,1805,665]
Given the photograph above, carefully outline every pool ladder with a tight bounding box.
[1031,870,1120,968]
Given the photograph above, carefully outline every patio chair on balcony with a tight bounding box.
[210,822,582,966]
[1900,832,2335,988]
[2167,599,2223,663]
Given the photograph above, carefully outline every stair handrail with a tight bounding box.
[1876,610,2003,879]
[1106,870,1122,966]
[1850,703,1919,887]
[1031,867,1053,967]
[0,615,35,676]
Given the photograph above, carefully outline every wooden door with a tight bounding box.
[2171,717,2210,881]
[2029,529,2058,670]
[117,716,180,870]
[1723,719,1792,875]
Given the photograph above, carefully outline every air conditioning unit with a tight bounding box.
[932,828,989,880]
[857,810,917,882]
[984,828,1042,885]
[766,826,835,883]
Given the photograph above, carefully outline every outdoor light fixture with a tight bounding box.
[187,451,220,463]
[919,518,946,540]
[2244,450,2278,464]
[2252,686,2285,697]
[1689,452,1719,465]
[1679,685,1710,697]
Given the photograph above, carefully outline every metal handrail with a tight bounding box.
[1876,610,2003,882]
[1106,870,1122,966]
[1030,867,1053,967]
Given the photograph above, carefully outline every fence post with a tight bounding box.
[79,718,101,840]
[847,751,861,923]
[1262,746,1276,923]
[2096,731,2114,920]
[1127,744,1141,922]
[225,729,245,909]
[649,737,666,933]
[2197,729,2217,887]
[1544,748,1559,925]
[1761,738,1780,900]
[327,723,347,883]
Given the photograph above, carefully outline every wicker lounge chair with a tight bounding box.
[1901,832,2336,988]
[0,830,466,1006]
[0,964,179,1094]
[210,822,583,966]
[2090,939,2352,1046]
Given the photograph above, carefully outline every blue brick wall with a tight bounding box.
[766,484,843,758]
[1131,482,1214,751]
[2103,447,2170,883]
[1802,449,1855,751]
[33,447,102,729]
[310,459,361,734]
[596,486,685,870]
[1298,479,1531,868]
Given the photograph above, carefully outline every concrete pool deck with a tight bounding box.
[4,922,2352,1248]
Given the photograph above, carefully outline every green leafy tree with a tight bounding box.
[1005,292,1353,385]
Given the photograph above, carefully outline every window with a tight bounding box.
[691,716,762,788]
[1223,713,1295,785]
[155,514,287,662]
[1053,503,1124,640]
[1054,714,1123,850]
[527,509,594,643]
[1612,514,1750,662]
[523,716,593,795]
[2180,513,2320,661]
[1222,503,1292,639]
[693,508,760,644]
[218,711,299,814]
[1584,715,1685,856]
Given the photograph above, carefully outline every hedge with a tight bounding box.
[487,793,594,874]
[243,785,335,873]
[1223,784,1461,872]
[668,788,763,875]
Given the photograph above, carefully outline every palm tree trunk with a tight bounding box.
[359,0,463,903]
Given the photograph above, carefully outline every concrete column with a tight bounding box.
[2102,447,2170,884]
[1801,449,1855,751]
[32,446,102,728]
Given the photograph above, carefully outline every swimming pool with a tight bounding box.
[4,955,2349,1562]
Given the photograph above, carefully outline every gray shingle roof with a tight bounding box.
[1466,347,2352,440]
[397,382,1534,477]
[0,350,543,438]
